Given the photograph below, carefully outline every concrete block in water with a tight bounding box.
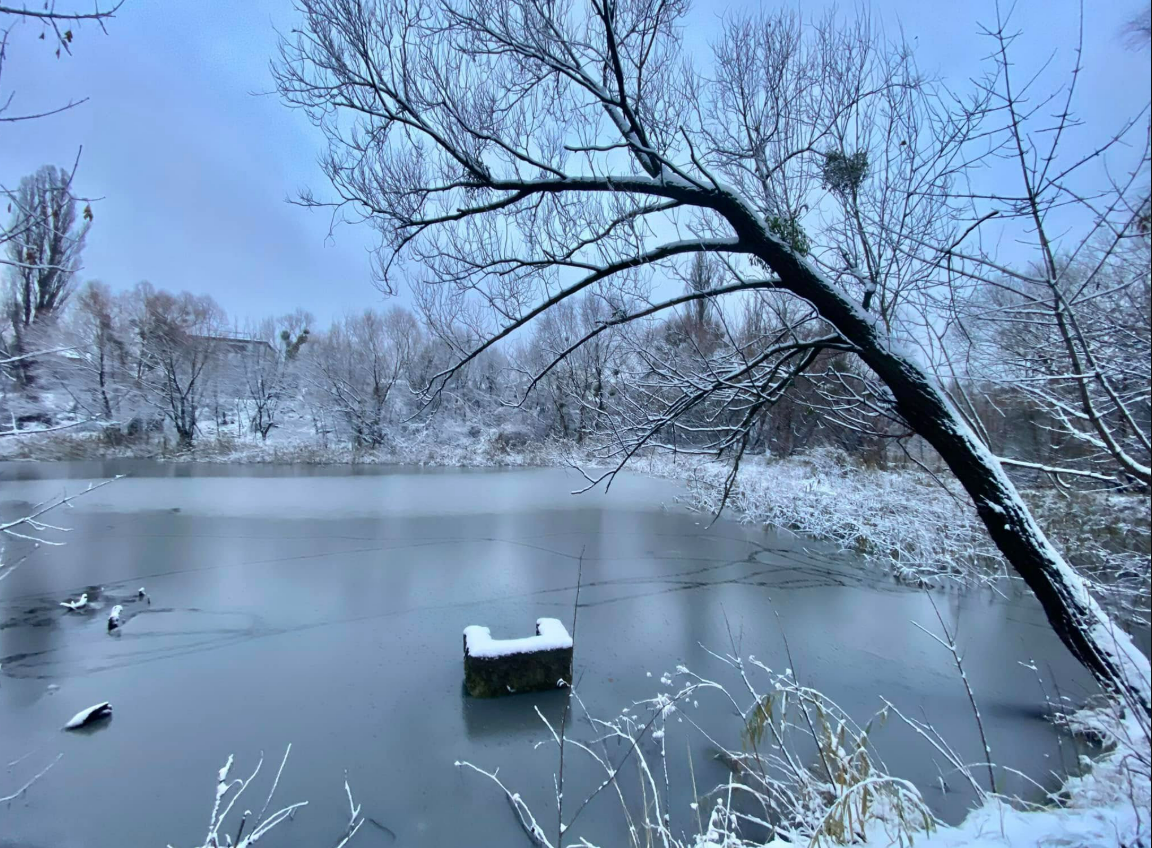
[463,617,573,698]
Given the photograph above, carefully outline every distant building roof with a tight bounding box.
[192,333,275,356]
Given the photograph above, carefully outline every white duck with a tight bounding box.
[107,605,124,632]
[59,592,88,611]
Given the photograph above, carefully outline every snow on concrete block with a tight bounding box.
[463,617,573,698]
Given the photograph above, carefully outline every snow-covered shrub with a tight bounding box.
[899,700,1150,848]
[493,426,533,452]
[1060,700,1151,818]
[458,653,1151,848]
[458,655,935,848]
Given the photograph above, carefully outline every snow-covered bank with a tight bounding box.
[639,450,1150,629]
[737,704,1149,848]
[721,701,1149,848]
[0,421,567,468]
[866,701,1149,848]
[642,449,1004,585]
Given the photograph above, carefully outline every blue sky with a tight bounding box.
[2,0,1148,326]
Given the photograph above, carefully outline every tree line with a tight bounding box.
[3,162,1148,492]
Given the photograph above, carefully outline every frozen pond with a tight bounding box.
[0,462,1106,846]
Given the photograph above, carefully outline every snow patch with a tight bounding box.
[463,617,573,658]
[63,701,112,730]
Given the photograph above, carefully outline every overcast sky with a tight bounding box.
[3,0,1148,327]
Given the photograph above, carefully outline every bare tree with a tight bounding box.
[55,279,135,422]
[520,292,626,443]
[1,2,122,371]
[128,284,225,448]
[683,253,720,332]
[309,307,420,447]
[924,10,1152,494]
[1,2,124,409]
[239,317,302,440]
[276,307,313,360]
[73,281,119,418]
[950,252,1151,488]
[275,0,1151,711]
[1,1,122,337]
[2,164,89,384]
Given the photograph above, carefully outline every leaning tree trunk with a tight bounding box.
[725,199,1152,716]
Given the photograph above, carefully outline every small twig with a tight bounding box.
[255,743,291,826]
[334,772,365,848]
[918,593,997,795]
[1,476,121,542]
[555,544,584,845]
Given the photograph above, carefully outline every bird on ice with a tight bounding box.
[107,605,124,632]
[137,587,150,604]
[60,593,88,611]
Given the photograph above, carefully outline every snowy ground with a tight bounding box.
[850,703,1149,848]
